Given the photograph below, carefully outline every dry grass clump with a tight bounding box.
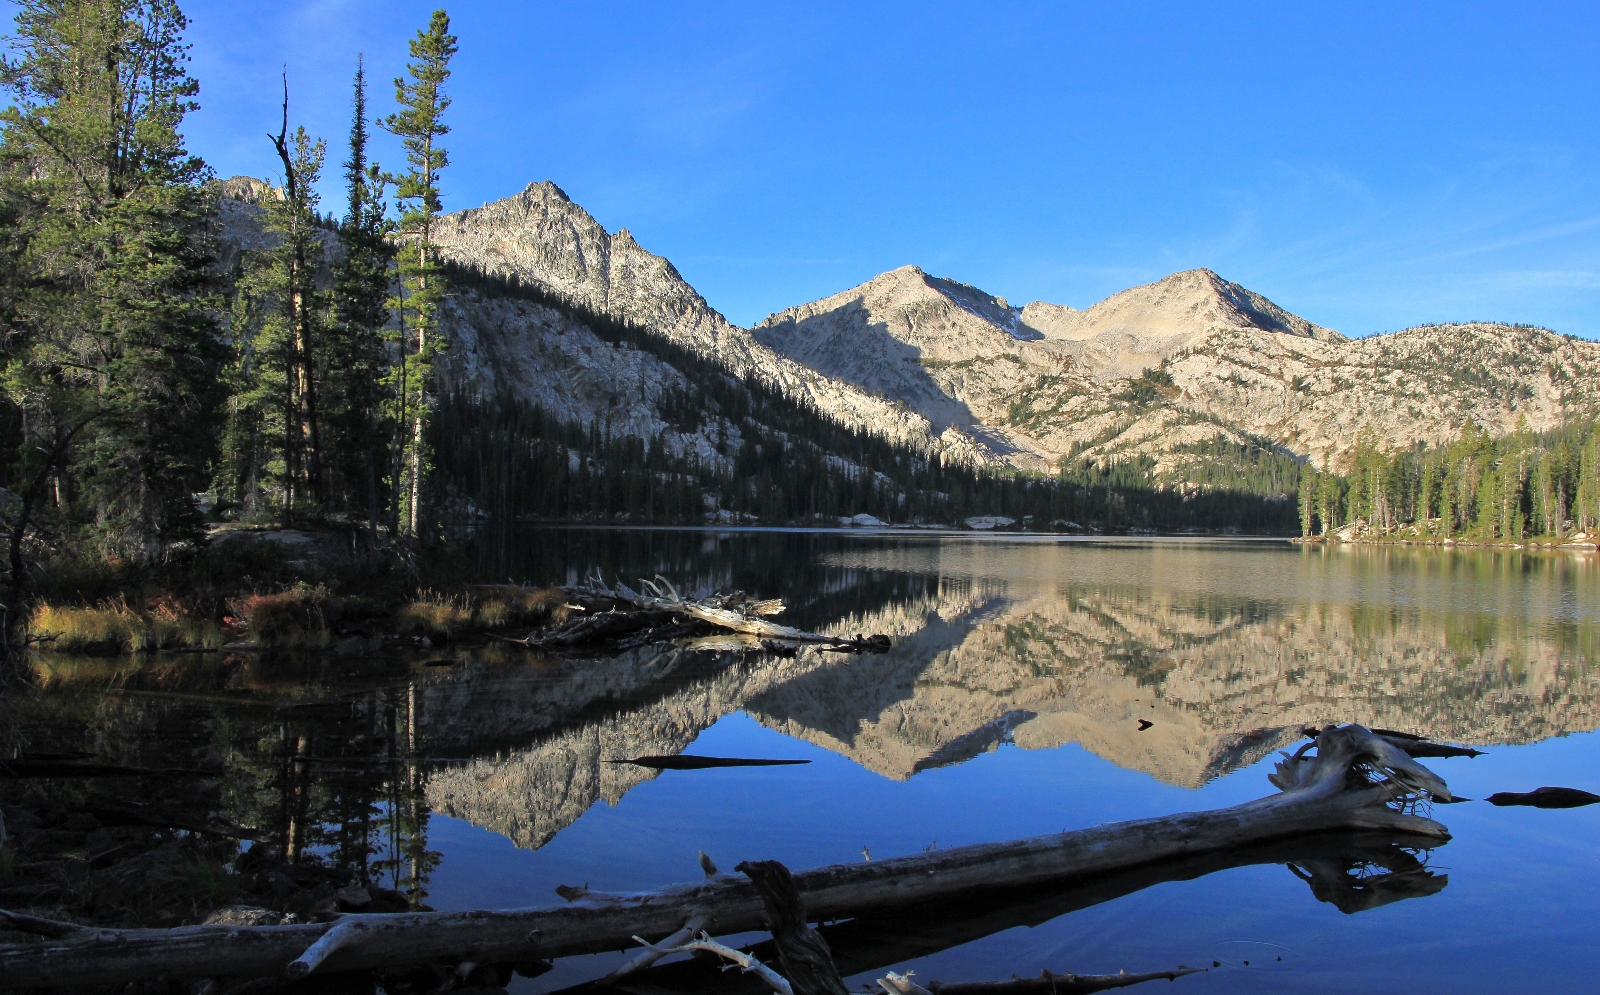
[228,585,334,646]
[31,595,222,653]
[31,577,569,656]
[471,584,566,631]
[32,601,142,653]
[395,590,474,638]
[396,585,565,638]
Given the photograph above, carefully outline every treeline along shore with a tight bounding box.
[1297,418,1600,546]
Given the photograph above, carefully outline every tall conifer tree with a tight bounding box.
[329,57,395,536]
[382,9,455,535]
[268,81,328,521]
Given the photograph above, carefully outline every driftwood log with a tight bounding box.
[736,859,850,995]
[502,572,892,653]
[611,858,1206,995]
[0,725,1454,990]
[572,831,1445,994]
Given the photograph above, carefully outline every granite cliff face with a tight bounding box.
[427,183,981,458]
[755,265,1600,471]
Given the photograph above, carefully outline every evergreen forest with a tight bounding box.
[1299,419,1600,541]
[429,262,1305,544]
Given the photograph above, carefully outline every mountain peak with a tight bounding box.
[214,175,281,205]
[811,265,1034,342]
[517,179,570,203]
[1026,268,1342,345]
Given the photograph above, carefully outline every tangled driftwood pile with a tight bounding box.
[496,571,893,654]
[0,724,1467,993]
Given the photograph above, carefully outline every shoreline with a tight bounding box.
[495,522,1298,540]
[1293,535,1599,551]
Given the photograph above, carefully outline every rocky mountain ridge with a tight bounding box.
[428,183,994,462]
[425,180,1600,476]
[755,265,1600,472]
[220,176,1600,489]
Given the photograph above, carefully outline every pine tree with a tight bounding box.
[328,57,395,536]
[382,9,456,536]
[218,83,327,526]
[267,80,328,521]
[0,0,224,588]
[1298,465,1314,537]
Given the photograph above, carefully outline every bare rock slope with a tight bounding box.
[428,182,975,456]
[756,265,1600,469]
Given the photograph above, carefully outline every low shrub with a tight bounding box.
[230,585,335,646]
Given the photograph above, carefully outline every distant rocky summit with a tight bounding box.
[220,176,1600,482]
[427,182,968,457]
[755,264,1600,471]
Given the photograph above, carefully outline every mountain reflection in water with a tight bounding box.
[12,532,1600,992]
[427,535,1600,849]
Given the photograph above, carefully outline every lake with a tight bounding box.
[14,531,1600,994]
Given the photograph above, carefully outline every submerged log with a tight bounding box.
[0,725,1452,990]
[879,966,1205,995]
[604,756,812,770]
[1486,786,1600,808]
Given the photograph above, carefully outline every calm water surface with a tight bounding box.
[21,532,1600,994]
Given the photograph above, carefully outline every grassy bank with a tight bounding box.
[23,529,567,656]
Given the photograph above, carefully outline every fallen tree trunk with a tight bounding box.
[0,725,1452,990]
[509,572,891,653]
[1486,786,1600,808]
[589,831,1442,994]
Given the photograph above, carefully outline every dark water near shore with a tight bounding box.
[16,531,1600,993]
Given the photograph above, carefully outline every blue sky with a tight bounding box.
[166,1,1600,335]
